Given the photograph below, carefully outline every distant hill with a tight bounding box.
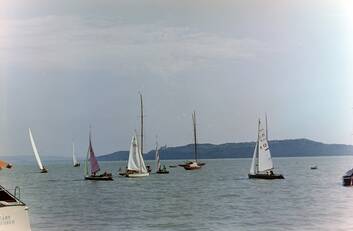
[97,138,353,161]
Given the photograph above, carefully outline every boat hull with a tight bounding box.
[0,206,31,231]
[248,173,284,179]
[73,164,80,167]
[84,175,113,181]
[40,168,48,173]
[126,172,149,178]
[156,170,169,174]
[183,166,201,170]
[343,176,353,186]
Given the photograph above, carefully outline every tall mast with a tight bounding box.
[140,93,144,155]
[192,111,197,162]
[265,113,268,140]
[72,141,75,164]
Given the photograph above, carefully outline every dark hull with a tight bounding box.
[40,168,48,173]
[248,174,284,179]
[85,175,113,181]
[343,176,353,186]
[156,170,169,174]
[183,166,201,170]
[169,165,177,168]
[179,162,205,168]
[73,164,80,167]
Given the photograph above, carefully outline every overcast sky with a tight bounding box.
[1,0,353,157]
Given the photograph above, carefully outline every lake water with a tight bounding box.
[1,156,353,231]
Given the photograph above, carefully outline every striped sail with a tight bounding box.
[155,143,161,171]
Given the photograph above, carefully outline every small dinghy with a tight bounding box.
[248,116,284,180]
[310,165,318,170]
[84,128,113,181]
[155,142,169,174]
[0,160,12,169]
[343,169,353,186]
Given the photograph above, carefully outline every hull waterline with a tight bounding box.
[126,172,150,178]
[248,173,284,179]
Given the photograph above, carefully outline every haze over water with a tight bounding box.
[0,156,353,231]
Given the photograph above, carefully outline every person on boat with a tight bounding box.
[162,165,167,171]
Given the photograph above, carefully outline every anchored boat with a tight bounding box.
[248,116,284,179]
[28,128,48,173]
[181,111,205,170]
[84,128,113,181]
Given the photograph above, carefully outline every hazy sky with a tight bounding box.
[1,0,353,157]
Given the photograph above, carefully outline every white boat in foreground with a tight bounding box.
[28,128,48,173]
[0,185,31,231]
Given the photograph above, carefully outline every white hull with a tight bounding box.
[0,206,31,231]
[126,172,150,178]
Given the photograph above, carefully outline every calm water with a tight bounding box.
[1,156,353,231]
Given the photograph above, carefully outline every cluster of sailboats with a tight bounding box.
[27,94,285,181]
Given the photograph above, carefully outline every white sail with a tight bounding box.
[249,142,257,175]
[28,128,44,170]
[128,135,147,173]
[257,121,273,172]
[72,143,79,166]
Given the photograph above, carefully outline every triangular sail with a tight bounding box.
[88,132,100,175]
[84,148,89,176]
[72,142,79,166]
[29,128,44,170]
[249,142,257,174]
[155,143,161,170]
[128,135,147,173]
[257,120,273,172]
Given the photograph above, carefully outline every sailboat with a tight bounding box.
[123,134,149,177]
[179,111,205,170]
[72,142,80,167]
[155,142,169,174]
[123,94,150,178]
[248,117,284,179]
[28,128,48,173]
[84,128,113,181]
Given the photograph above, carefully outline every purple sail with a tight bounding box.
[89,138,100,175]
